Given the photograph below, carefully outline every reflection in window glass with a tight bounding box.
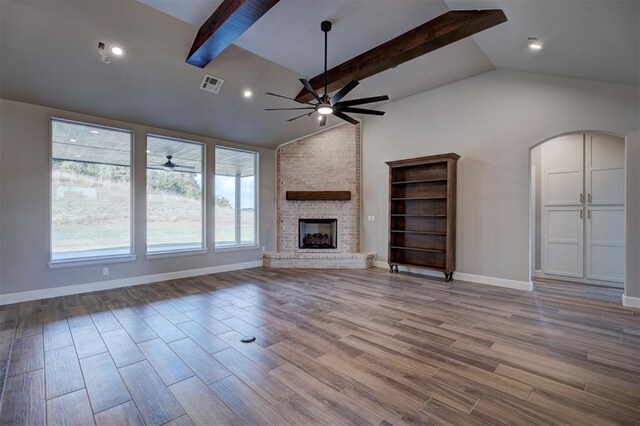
[215,147,258,247]
[51,119,132,260]
[147,136,204,253]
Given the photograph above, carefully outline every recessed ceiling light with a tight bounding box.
[90,130,100,134]
[74,154,82,158]
[70,138,76,142]
[110,46,125,57]
[243,90,252,98]
[527,37,543,50]
[146,150,151,154]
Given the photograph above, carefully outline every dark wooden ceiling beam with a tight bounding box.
[295,9,507,102]
[186,0,280,68]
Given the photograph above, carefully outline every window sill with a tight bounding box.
[214,244,261,253]
[145,248,208,260]
[48,254,137,269]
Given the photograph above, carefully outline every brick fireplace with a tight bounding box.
[263,124,374,268]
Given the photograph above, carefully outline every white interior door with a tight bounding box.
[586,206,625,282]
[542,135,584,206]
[543,206,584,278]
[586,134,625,205]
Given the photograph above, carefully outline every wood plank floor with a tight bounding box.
[0,267,638,425]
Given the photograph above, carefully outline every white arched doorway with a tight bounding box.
[529,131,625,288]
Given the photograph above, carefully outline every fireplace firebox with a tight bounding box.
[299,219,337,249]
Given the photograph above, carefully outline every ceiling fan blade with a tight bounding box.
[174,165,196,170]
[264,107,315,111]
[334,95,389,107]
[330,80,359,105]
[265,92,313,105]
[319,115,327,127]
[299,79,323,104]
[332,110,358,125]
[287,112,313,122]
[337,107,385,116]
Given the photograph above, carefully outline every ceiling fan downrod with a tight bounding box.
[321,20,331,101]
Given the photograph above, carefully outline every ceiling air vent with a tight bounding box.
[200,74,224,94]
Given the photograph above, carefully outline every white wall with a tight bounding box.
[0,99,276,300]
[625,130,640,303]
[362,70,639,287]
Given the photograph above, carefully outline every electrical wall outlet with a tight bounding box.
[103,267,109,276]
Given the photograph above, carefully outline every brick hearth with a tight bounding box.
[263,252,375,268]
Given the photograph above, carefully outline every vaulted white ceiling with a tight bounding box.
[1,0,638,148]
[445,0,639,86]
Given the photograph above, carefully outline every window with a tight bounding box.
[50,119,133,262]
[215,147,258,248]
[147,135,205,254]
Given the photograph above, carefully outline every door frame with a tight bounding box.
[528,130,626,289]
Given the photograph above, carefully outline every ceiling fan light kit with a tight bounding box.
[317,105,333,115]
[265,20,389,127]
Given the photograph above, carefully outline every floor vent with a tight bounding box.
[200,74,224,94]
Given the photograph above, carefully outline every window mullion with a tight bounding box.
[235,172,241,245]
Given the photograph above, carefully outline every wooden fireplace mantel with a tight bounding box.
[286,191,351,201]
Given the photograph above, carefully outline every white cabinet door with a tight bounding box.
[542,135,584,206]
[586,134,625,205]
[542,206,584,278]
[586,206,625,282]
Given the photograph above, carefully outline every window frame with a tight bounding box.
[48,117,136,268]
[145,134,207,258]
[214,145,260,250]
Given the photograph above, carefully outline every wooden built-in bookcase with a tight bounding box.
[386,153,460,281]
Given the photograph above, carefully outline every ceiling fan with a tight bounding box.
[161,155,195,170]
[265,20,389,127]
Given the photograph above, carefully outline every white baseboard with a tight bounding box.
[455,272,533,291]
[622,294,640,309]
[0,260,263,305]
[375,261,533,291]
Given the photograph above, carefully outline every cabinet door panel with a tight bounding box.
[546,173,583,205]
[587,207,624,282]
[543,207,584,278]
[590,169,624,204]
[586,134,625,205]
[589,134,625,168]
[542,135,584,205]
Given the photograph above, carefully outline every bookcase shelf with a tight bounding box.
[391,196,447,201]
[390,214,447,217]
[390,246,446,254]
[386,153,459,281]
[391,178,448,185]
[390,230,446,235]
